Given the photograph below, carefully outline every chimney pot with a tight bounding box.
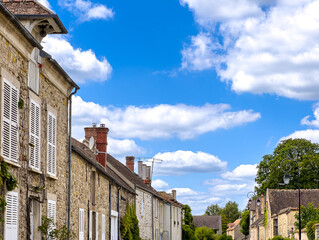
[92,123,97,127]
[126,156,135,172]
[138,161,143,177]
[100,123,105,127]
[172,190,176,200]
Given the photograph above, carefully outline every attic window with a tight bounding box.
[28,48,40,94]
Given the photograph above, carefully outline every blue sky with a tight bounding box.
[40,0,319,214]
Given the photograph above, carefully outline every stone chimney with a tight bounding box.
[126,156,135,172]
[172,190,176,200]
[142,164,147,180]
[84,123,109,168]
[138,161,143,177]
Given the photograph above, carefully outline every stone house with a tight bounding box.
[192,215,222,235]
[71,124,136,240]
[249,189,319,240]
[315,223,319,240]
[0,0,79,239]
[227,219,245,240]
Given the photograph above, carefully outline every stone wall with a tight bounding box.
[0,9,73,239]
[136,188,153,240]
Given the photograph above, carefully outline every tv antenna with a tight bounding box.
[135,157,163,180]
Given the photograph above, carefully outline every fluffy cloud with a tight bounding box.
[280,129,319,144]
[43,36,112,84]
[59,0,114,21]
[37,0,52,10]
[221,164,258,180]
[209,183,253,197]
[301,103,319,127]
[152,179,169,190]
[181,0,319,100]
[152,150,227,176]
[107,137,145,158]
[72,96,260,140]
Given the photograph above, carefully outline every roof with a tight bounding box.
[193,215,221,230]
[157,191,183,208]
[2,0,67,34]
[268,189,319,215]
[71,138,135,195]
[227,219,241,231]
[250,217,263,228]
[0,2,41,48]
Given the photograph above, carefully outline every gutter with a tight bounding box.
[67,86,79,232]
[152,194,154,240]
[109,182,112,240]
[117,186,121,240]
[170,204,172,240]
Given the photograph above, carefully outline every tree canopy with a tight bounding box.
[255,138,319,195]
[182,204,196,240]
[205,204,222,216]
[240,210,250,237]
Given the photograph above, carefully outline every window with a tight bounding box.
[101,214,106,240]
[30,199,41,240]
[273,219,278,236]
[48,199,56,236]
[141,192,144,216]
[79,208,84,240]
[5,191,18,240]
[89,211,92,240]
[90,172,96,205]
[28,48,40,93]
[2,79,19,162]
[96,212,99,240]
[29,99,41,170]
[47,112,56,175]
[111,211,118,240]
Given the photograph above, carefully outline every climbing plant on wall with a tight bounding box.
[120,202,141,240]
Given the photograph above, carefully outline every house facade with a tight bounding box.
[0,1,79,239]
[193,215,222,235]
[249,189,319,240]
[227,219,245,240]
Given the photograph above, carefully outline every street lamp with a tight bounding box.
[281,157,301,240]
[247,192,260,207]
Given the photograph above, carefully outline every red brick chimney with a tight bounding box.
[84,123,109,168]
[126,156,135,172]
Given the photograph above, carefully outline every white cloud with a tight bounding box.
[37,0,52,10]
[59,0,114,21]
[280,129,319,143]
[301,103,319,127]
[181,33,220,71]
[43,36,112,84]
[152,179,169,190]
[153,150,227,176]
[181,0,319,100]
[107,137,145,158]
[72,96,261,140]
[209,183,254,197]
[221,164,258,180]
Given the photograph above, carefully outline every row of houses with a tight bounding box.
[0,0,183,239]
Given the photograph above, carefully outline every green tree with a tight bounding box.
[255,139,319,195]
[194,226,217,240]
[220,201,241,223]
[182,204,196,240]
[205,204,221,216]
[240,210,250,238]
[120,203,141,240]
[221,214,228,235]
[218,234,233,240]
[294,202,319,229]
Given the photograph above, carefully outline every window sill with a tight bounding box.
[29,168,42,174]
[47,174,58,180]
[3,159,21,168]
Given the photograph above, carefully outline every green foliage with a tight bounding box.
[221,214,228,234]
[182,205,196,240]
[218,234,233,240]
[18,98,24,109]
[183,225,196,240]
[263,204,268,227]
[194,226,217,240]
[221,201,241,224]
[38,216,54,240]
[120,202,141,240]
[205,204,222,216]
[240,210,250,236]
[294,202,319,229]
[38,216,76,240]
[255,139,319,195]
[306,220,319,240]
[268,235,292,240]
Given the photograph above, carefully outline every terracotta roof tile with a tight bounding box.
[2,0,53,15]
[227,219,241,231]
[193,215,222,230]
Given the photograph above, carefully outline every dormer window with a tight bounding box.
[28,48,41,94]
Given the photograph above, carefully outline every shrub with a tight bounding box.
[218,234,233,240]
[194,226,217,240]
[120,202,141,240]
[306,220,319,240]
[183,225,195,240]
[268,235,292,240]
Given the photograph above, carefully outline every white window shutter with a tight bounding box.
[28,48,40,93]
[79,208,84,240]
[47,199,56,235]
[101,214,105,240]
[89,211,92,240]
[47,112,56,175]
[29,100,41,170]
[96,212,99,240]
[141,193,144,216]
[2,79,19,162]
[5,191,18,240]
[30,200,34,240]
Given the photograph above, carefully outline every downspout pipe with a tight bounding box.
[152,194,154,240]
[67,86,79,232]
[109,182,112,240]
[117,186,121,240]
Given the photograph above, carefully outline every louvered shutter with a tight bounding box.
[2,79,19,162]
[89,211,92,240]
[96,212,99,240]
[30,200,34,240]
[5,191,18,240]
[79,208,84,240]
[29,99,40,170]
[28,48,40,93]
[47,199,56,238]
[101,214,105,240]
[47,112,56,175]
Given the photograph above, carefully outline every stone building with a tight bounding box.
[0,0,79,239]
[249,189,319,240]
[192,215,222,235]
[71,124,136,240]
[227,219,245,240]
